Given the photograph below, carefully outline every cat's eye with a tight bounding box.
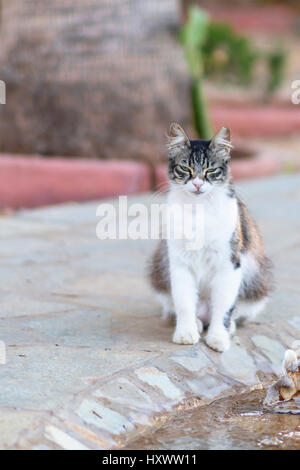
[174,164,192,181]
[180,165,191,172]
[206,168,221,176]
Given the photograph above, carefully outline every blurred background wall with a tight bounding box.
[0,0,189,163]
[0,0,299,208]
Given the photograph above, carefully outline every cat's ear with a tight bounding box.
[167,122,190,158]
[209,127,232,161]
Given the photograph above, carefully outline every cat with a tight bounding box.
[149,123,272,352]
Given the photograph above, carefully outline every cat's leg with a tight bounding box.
[171,264,200,345]
[206,265,242,352]
[234,252,271,325]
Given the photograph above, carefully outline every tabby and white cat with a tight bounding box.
[149,123,272,352]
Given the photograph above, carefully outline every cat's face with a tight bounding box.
[167,123,232,196]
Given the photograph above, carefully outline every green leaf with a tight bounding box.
[181,6,210,49]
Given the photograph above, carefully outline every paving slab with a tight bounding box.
[0,174,299,449]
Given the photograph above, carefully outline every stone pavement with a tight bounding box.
[0,174,299,449]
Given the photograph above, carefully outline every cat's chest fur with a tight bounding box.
[167,189,238,281]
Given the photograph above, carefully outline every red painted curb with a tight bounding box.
[207,6,293,33]
[0,156,151,209]
[155,152,280,191]
[211,106,300,137]
[182,4,294,33]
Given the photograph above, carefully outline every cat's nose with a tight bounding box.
[192,179,203,191]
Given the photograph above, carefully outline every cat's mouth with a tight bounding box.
[190,189,204,195]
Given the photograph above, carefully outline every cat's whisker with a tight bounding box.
[149,189,168,202]
[154,181,170,192]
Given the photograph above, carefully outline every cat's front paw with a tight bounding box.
[173,324,200,345]
[205,329,230,352]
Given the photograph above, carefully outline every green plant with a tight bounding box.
[266,47,286,96]
[180,7,213,139]
[201,22,258,85]
[180,6,287,139]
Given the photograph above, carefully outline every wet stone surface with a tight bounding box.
[0,175,299,449]
[124,390,300,450]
